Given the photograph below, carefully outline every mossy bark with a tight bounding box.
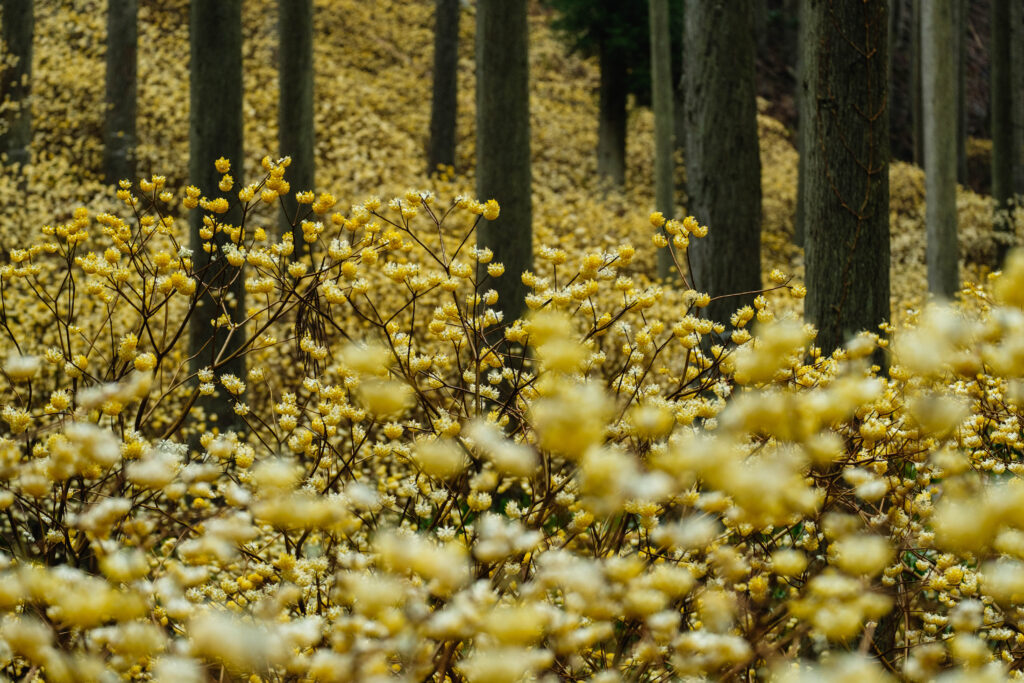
[475,0,532,328]
[428,0,459,175]
[278,0,314,252]
[801,0,890,361]
[684,0,761,324]
[103,0,137,186]
[0,0,33,169]
[650,0,676,281]
[923,0,958,298]
[189,0,246,436]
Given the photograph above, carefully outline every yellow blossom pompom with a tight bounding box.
[412,438,467,479]
[133,353,157,372]
[482,199,500,220]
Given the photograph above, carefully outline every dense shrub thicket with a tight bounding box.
[2,1,1024,680]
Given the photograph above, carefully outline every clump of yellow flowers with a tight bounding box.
[3,153,1024,682]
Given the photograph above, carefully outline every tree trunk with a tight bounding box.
[103,0,137,186]
[954,0,967,185]
[802,0,890,363]
[992,0,1015,265]
[596,37,627,187]
[794,0,808,247]
[910,0,923,167]
[278,0,314,253]
[650,0,676,281]
[0,0,33,169]
[476,0,532,328]
[674,11,687,208]
[1012,1,1024,199]
[887,0,915,163]
[684,0,761,323]
[190,0,246,435]
[923,0,958,298]
[428,0,459,175]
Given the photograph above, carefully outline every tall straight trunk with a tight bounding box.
[910,0,923,167]
[674,16,687,207]
[190,0,245,433]
[476,0,532,327]
[954,0,967,185]
[923,0,958,297]
[887,0,915,162]
[650,0,676,281]
[428,0,459,175]
[992,0,1015,265]
[802,0,891,363]
[103,0,137,185]
[1012,1,1024,198]
[685,0,761,323]
[596,38,627,187]
[278,0,314,252]
[0,0,33,168]
[887,0,896,109]
[794,0,808,247]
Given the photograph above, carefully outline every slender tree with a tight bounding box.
[794,0,808,247]
[103,0,137,185]
[428,0,459,176]
[1012,1,1024,199]
[684,0,761,321]
[278,0,314,250]
[597,26,628,186]
[801,0,890,365]
[476,0,532,327]
[923,0,958,297]
[0,0,33,168]
[190,0,246,434]
[992,0,1016,265]
[954,0,967,185]
[650,0,675,280]
[545,0,682,188]
[910,0,923,167]
[886,0,915,163]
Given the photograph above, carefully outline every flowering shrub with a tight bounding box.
[3,159,1024,680]
[3,1,1024,680]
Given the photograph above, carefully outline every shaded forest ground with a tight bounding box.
[1,0,1017,324]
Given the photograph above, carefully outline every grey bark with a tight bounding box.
[278,0,314,252]
[801,0,891,363]
[0,0,33,168]
[923,0,958,298]
[597,37,627,187]
[954,0,967,185]
[992,0,1016,265]
[650,0,676,281]
[103,0,137,185]
[684,0,761,323]
[190,0,246,433]
[428,0,458,175]
[476,0,532,327]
